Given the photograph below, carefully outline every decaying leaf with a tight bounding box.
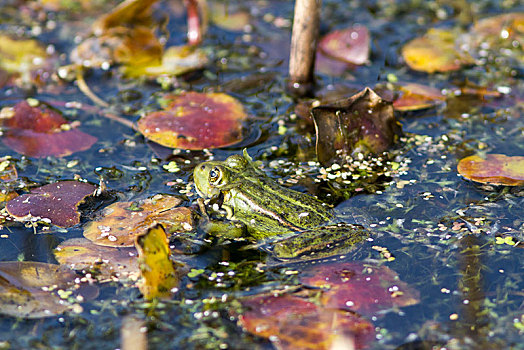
[300,262,420,316]
[54,238,139,282]
[137,92,247,150]
[470,12,524,46]
[318,25,370,65]
[392,83,445,111]
[0,100,98,158]
[457,154,524,186]
[0,34,51,86]
[210,1,250,31]
[238,294,375,350]
[135,224,180,299]
[6,180,96,227]
[0,261,78,318]
[401,28,474,73]
[83,194,194,247]
[71,0,207,78]
[311,87,402,166]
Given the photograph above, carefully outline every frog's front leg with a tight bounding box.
[270,224,369,260]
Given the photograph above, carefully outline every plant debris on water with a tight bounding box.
[0,1,523,349]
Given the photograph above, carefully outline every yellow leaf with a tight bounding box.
[135,225,179,299]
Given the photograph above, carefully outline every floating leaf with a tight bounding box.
[470,13,524,46]
[54,238,139,282]
[401,28,474,73]
[6,181,96,227]
[318,25,370,65]
[0,34,50,86]
[392,83,445,111]
[0,101,97,158]
[138,92,247,150]
[0,261,77,318]
[83,194,194,247]
[71,0,207,78]
[315,50,356,76]
[457,154,524,186]
[136,225,180,299]
[300,262,420,317]
[312,87,402,166]
[210,2,250,31]
[238,294,375,350]
[123,44,208,78]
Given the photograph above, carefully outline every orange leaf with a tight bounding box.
[457,154,524,186]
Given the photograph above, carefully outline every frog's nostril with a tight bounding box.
[201,165,206,170]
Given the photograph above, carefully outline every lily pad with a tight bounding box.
[136,225,180,299]
[54,238,139,282]
[137,92,247,150]
[401,28,474,73]
[83,194,194,247]
[311,87,402,166]
[238,294,375,350]
[0,261,78,318]
[318,25,370,65]
[0,101,97,158]
[6,181,96,227]
[300,262,420,316]
[457,154,524,186]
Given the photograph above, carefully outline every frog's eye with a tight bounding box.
[208,166,222,185]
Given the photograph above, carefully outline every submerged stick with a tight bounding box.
[288,0,321,97]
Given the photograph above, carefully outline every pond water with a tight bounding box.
[0,0,523,349]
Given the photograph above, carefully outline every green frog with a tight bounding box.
[193,150,368,260]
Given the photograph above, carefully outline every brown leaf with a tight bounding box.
[0,261,77,318]
[311,87,402,166]
[6,181,96,227]
[238,294,375,350]
[0,101,97,158]
[83,194,194,247]
[138,92,247,150]
[392,83,445,111]
[300,262,420,316]
[457,154,524,186]
[54,238,139,282]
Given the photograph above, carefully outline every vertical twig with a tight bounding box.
[288,0,321,97]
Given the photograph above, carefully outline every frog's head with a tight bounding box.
[194,154,248,198]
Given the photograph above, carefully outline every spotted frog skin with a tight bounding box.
[193,150,368,259]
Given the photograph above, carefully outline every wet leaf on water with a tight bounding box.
[0,34,51,86]
[54,238,139,282]
[123,44,208,78]
[318,25,370,65]
[138,92,247,150]
[315,50,356,76]
[210,1,250,31]
[0,156,17,183]
[312,87,402,167]
[470,12,524,46]
[83,194,194,247]
[392,83,445,111]
[401,28,474,73]
[300,262,419,317]
[71,0,207,78]
[238,294,375,350]
[457,154,524,186]
[0,101,98,158]
[135,224,180,299]
[0,261,78,318]
[6,180,96,227]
